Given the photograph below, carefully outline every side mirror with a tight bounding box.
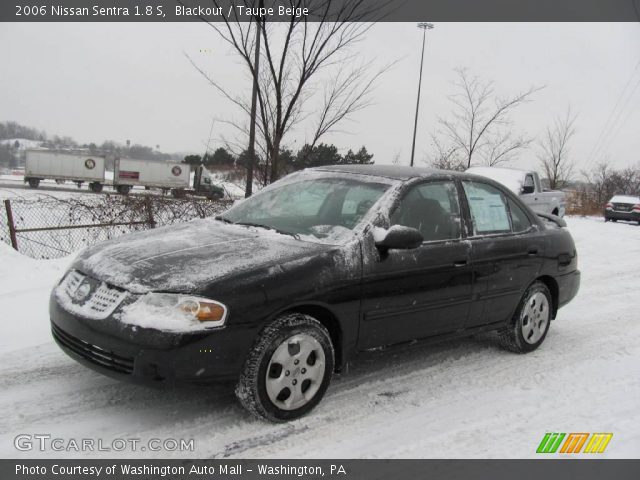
[375,225,423,251]
[522,185,535,194]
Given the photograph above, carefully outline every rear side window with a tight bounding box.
[508,197,532,232]
[462,181,511,235]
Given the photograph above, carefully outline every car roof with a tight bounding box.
[610,195,640,203]
[311,164,458,180]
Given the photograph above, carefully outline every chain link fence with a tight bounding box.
[1,194,232,259]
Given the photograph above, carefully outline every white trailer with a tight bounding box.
[25,150,106,192]
[113,158,190,194]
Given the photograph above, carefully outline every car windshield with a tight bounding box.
[219,174,391,243]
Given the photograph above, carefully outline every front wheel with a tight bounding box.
[235,313,334,422]
[498,281,552,353]
[27,178,40,188]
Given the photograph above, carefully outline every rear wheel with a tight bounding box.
[235,313,334,422]
[89,182,103,193]
[27,178,40,188]
[116,185,131,195]
[498,281,552,353]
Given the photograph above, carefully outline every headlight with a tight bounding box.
[118,293,228,332]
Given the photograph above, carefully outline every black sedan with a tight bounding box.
[604,195,640,224]
[50,165,580,421]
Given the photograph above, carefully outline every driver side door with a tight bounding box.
[358,179,473,350]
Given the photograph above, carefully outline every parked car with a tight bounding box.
[604,195,640,224]
[466,166,566,217]
[50,165,580,422]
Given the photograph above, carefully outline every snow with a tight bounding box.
[117,293,225,332]
[0,217,639,458]
[609,195,640,204]
[466,166,526,194]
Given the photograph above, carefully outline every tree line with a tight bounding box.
[0,121,177,168]
[184,143,374,186]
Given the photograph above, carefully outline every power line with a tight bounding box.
[586,60,640,167]
[584,59,640,168]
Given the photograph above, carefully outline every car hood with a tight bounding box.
[72,219,326,293]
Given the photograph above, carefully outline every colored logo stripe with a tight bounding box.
[583,433,613,454]
[560,433,589,453]
[537,433,565,453]
[537,433,613,454]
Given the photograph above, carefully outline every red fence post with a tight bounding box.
[4,199,19,251]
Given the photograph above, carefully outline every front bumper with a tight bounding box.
[49,292,258,387]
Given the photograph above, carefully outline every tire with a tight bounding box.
[116,185,131,195]
[498,281,552,353]
[235,313,334,422]
[604,217,610,223]
[89,182,103,193]
[27,178,40,188]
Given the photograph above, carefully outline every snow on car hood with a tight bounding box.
[72,219,325,293]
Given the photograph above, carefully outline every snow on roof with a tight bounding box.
[466,166,526,194]
[610,195,640,204]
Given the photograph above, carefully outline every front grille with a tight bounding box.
[52,323,134,374]
[56,270,128,320]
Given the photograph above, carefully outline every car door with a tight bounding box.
[358,179,473,350]
[460,180,545,329]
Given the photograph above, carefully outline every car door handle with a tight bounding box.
[527,247,539,256]
[453,259,468,267]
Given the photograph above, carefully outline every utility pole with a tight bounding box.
[245,4,263,198]
[410,22,434,167]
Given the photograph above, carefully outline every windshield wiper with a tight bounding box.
[233,221,301,240]
[215,215,233,224]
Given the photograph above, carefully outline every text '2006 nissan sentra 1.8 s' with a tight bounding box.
[50,165,580,422]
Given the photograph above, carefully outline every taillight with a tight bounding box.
[605,203,613,210]
[633,204,640,212]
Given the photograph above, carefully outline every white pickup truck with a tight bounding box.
[466,166,566,218]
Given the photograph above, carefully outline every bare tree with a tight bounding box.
[425,135,465,171]
[433,68,540,169]
[187,0,391,186]
[538,108,577,190]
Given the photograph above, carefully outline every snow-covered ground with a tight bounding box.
[0,217,638,459]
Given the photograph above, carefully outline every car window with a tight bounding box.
[390,181,461,241]
[524,175,535,188]
[462,181,511,235]
[341,185,387,228]
[222,176,390,242]
[508,197,532,232]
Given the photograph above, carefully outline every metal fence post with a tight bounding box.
[145,196,156,229]
[4,199,19,251]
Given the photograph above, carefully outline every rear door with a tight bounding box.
[461,180,545,329]
[358,179,473,349]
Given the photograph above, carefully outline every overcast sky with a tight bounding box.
[1,22,639,173]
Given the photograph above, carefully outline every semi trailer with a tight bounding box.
[24,150,224,199]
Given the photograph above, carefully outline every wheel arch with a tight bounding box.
[273,303,345,373]
[536,275,559,319]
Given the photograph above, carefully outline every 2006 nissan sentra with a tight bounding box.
[50,165,580,421]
